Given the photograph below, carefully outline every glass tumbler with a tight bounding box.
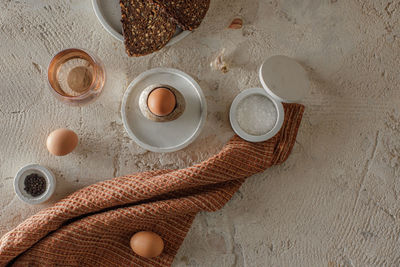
[47,48,106,106]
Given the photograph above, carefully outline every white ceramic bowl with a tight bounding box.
[230,88,284,143]
[92,0,191,46]
[14,164,56,205]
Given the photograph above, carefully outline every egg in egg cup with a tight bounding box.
[139,84,186,122]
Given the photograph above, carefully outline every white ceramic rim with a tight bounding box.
[230,88,284,143]
[92,0,191,46]
[13,164,56,205]
[121,68,207,153]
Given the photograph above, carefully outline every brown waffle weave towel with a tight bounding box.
[0,103,304,267]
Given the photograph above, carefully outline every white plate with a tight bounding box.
[92,0,191,46]
[230,88,284,143]
[122,68,207,153]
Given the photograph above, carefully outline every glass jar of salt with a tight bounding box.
[230,55,309,142]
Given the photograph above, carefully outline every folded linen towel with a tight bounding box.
[0,103,304,267]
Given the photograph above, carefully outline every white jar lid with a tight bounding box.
[259,55,309,103]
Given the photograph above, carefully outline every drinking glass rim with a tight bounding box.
[47,48,104,101]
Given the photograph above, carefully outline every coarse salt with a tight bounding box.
[236,94,277,136]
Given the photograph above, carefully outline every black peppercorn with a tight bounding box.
[24,173,46,197]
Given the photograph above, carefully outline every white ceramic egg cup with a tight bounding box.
[230,55,309,143]
[14,164,56,205]
[92,0,191,46]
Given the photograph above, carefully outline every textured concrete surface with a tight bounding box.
[1,0,400,266]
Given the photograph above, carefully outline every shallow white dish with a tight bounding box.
[92,0,191,46]
[230,88,284,143]
[121,68,207,153]
[14,164,56,205]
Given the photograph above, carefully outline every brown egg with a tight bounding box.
[130,231,164,258]
[147,88,176,117]
[46,128,78,156]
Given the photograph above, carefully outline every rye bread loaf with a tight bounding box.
[120,0,177,57]
[150,0,210,31]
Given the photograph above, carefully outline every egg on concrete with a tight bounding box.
[46,128,78,156]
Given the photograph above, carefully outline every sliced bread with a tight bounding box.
[120,0,177,57]
[150,0,210,31]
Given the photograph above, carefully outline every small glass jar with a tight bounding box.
[47,48,106,106]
